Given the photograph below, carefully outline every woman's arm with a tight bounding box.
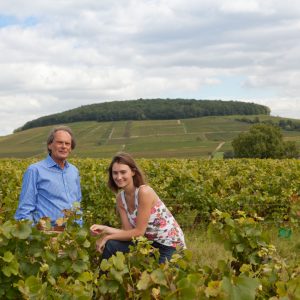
[90,224,122,236]
[90,193,133,236]
[99,186,156,242]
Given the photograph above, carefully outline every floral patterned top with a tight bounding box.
[120,186,186,248]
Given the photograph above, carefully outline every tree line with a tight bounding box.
[16,98,270,132]
[236,116,300,132]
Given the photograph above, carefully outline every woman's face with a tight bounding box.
[112,162,135,189]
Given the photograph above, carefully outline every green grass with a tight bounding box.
[183,116,251,133]
[266,226,300,266]
[1,115,300,158]
[185,226,232,267]
[185,225,300,267]
[212,152,224,159]
[131,119,185,136]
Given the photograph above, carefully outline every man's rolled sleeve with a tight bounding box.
[14,167,38,222]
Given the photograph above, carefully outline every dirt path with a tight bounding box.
[208,141,225,159]
[108,128,114,139]
[215,141,225,151]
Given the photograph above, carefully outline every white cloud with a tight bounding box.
[0,94,59,135]
[0,0,300,136]
[220,0,261,13]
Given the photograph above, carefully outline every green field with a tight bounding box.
[1,115,300,158]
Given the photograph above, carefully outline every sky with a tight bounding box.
[0,0,300,136]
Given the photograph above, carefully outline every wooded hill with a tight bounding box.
[16,99,270,132]
[2,114,300,159]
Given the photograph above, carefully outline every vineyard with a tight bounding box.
[2,115,300,159]
[0,158,300,299]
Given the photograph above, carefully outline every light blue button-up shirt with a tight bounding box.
[15,155,82,226]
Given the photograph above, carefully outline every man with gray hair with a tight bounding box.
[15,125,82,228]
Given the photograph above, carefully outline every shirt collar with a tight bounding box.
[46,154,69,169]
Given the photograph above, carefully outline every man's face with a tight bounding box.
[48,130,72,163]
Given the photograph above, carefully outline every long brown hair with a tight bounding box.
[108,152,146,193]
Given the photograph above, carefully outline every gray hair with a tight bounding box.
[47,125,76,154]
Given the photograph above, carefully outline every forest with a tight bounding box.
[16,98,270,131]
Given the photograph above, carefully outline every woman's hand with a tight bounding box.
[90,224,106,236]
[96,237,108,253]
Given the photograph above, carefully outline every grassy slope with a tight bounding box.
[186,225,300,268]
[1,115,300,158]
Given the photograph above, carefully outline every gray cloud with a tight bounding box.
[0,0,300,135]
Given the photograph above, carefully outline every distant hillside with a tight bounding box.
[16,98,270,132]
[2,115,300,159]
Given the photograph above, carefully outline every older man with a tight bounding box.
[15,125,82,227]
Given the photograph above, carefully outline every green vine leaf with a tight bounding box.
[137,271,151,290]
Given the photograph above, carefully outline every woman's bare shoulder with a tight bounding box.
[138,185,158,204]
[138,184,154,194]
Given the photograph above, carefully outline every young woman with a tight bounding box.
[90,152,186,264]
